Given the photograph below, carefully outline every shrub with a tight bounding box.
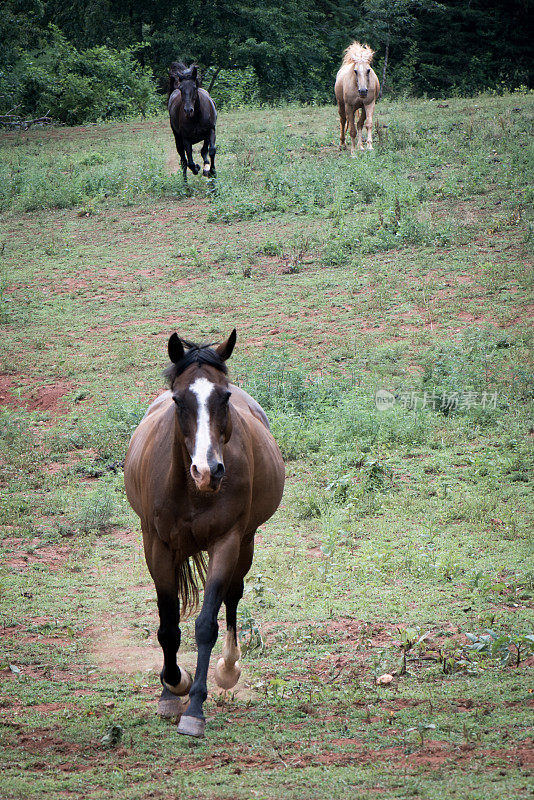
[0,26,160,124]
[75,487,116,532]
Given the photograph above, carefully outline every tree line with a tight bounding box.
[1,0,532,124]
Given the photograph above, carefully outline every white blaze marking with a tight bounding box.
[190,377,214,471]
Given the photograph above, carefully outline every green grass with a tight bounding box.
[0,92,533,799]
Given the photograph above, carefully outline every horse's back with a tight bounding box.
[136,386,266,429]
[227,386,285,527]
[228,384,270,429]
[198,88,217,123]
[168,89,181,114]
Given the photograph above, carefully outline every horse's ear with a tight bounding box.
[168,333,185,364]
[191,65,198,82]
[216,329,237,361]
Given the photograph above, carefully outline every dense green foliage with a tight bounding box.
[0,21,159,124]
[1,0,532,122]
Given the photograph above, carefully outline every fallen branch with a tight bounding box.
[0,112,54,129]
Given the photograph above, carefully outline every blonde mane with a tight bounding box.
[342,42,374,66]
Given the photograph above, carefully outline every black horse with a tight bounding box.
[168,63,217,180]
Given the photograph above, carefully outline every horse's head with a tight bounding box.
[165,330,237,492]
[354,61,372,98]
[342,42,375,99]
[172,64,199,119]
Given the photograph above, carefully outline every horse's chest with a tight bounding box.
[180,118,212,143]
[165,494,246,554]
[191,127,210,143]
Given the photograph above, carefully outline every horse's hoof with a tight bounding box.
[214,657,241,690]
[191,164,200,175]
[158,687,186,719]
[202,165,210,176]
[177,715,205,738]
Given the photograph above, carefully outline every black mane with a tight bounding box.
[164,339,228,386]
[168,61,199,95]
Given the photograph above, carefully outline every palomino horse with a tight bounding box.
[124,331,285,737]
[168,62,217,179]
[335,42,380,154]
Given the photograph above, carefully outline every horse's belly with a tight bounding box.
[247,435,285,531]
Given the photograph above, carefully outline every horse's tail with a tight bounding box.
[177,552,208,617]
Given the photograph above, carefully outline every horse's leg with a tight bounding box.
[214,537,254,690]
[177,531,241,738]
[356,107,366,152]
[365,102,376,150]
[143,529,191,717]
[338,101,347,150]
[183,138,200,175]
[346,104,358,156]
[208,127,216,177]
[173,133,188,181]
[200,138,210,176]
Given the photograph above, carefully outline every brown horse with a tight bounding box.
[334,42,380,154]
[124,331,285,737]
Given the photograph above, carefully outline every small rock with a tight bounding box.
[376,673,393,685]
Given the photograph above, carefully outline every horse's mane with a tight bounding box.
[168,62,200,95]
[164,339,228,385]
[342,42,374,65]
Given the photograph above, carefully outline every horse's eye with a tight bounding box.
[367,69,370,75]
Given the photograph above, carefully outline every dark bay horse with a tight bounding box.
[168,63,217,179]
[124,331,285,737]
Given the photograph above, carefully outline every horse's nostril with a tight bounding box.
[212,462,225,480]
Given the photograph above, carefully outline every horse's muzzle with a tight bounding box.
[359,90,368,98]
[190,462,225,493]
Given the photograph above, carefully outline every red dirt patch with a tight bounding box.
[0,374,73,414]
[25,382,73,412]
[2,537,71,571]
[175,738,534,772]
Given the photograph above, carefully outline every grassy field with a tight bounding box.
[0,93,533,799]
